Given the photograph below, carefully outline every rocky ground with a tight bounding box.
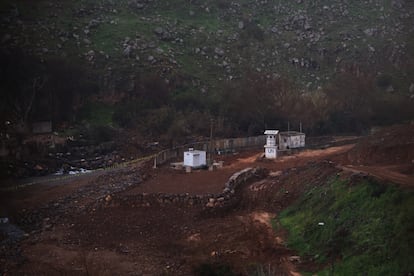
[1,123,413,275]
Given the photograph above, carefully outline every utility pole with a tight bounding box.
[209,118,214,166]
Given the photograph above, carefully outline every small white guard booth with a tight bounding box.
[183,148,207,168]
[264,130,279,159]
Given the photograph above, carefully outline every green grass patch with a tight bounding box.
[279,177,414,275]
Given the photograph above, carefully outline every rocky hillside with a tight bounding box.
[1,0,413,94]
[1,0,414,180]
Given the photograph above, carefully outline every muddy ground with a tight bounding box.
[1,124,413,275]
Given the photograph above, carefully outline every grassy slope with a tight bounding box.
[2,0,413,92]
[279,176,414,275]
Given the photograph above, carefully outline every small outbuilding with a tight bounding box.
[183,148,206,168]
[278,131,305,150]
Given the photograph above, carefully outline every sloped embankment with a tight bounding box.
[345,123,414,166]
[279,174,414,275]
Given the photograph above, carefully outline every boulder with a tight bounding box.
[154,27,164,35]
[409,83,414,93]
[214,47,225,56]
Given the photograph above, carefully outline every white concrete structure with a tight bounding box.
[264,130,279,159]
[183,148,206,168]
[278,131,305,150]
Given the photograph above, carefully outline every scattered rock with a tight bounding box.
[214,47,225,56]
[386,85,394,93]
[409,83,414,93]
[288,256,301,263]
[105,195,112,202]
[123,45,132,57]
[128,0,146,10]
[154,27,164,36]
[368,45,376,52]
[88,19,100,28]
[364,28,377,37]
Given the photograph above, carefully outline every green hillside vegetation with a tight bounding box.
[1,0,414,141]
[279,177,414,275]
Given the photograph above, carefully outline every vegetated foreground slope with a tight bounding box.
[280,176,414,275]
[279,123,414,275]
[1,124,413,275]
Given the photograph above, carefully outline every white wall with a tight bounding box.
[183,150,206,167]
[264,146,277,158]
[279,133,305,150]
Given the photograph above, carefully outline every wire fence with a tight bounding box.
[154,135,266,166]
[1,135,266,191]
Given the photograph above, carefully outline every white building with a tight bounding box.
[264,130,279,159]
[278,131,305,150]
[183,148,206,168]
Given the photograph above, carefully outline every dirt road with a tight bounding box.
[340,164,414,187]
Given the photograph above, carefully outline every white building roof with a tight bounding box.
[184,149,206,154]
[264,130,279,135]
[279,131,305,137]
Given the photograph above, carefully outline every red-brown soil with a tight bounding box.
[1,124,413,275]
[337,123,414,188]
